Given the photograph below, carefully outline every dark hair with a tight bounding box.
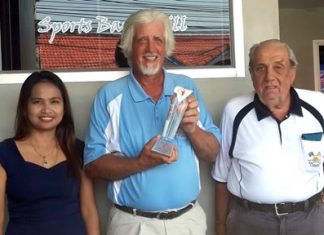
[14,70,81,179]
[115,39,129,68]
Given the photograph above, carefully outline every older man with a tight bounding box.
[213,39,324,235]
[84,9,220,235]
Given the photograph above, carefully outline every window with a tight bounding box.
[313,40,324,93]
[0,0,244,83]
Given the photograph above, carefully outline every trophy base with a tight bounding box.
[152,138,175,157]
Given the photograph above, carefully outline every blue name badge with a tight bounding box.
[301,132,323,141]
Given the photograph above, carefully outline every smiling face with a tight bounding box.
[27,82,64,133]
[250,43,296,111]
[131,21,166,78]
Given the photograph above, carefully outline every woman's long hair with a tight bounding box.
[14,70,81,179]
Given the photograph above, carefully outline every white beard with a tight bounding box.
[140,64,160,76]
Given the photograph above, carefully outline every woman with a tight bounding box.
[0,71,100,235]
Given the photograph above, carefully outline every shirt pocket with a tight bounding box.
[300,132,324,172]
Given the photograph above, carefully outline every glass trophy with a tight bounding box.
[152,86,192,157]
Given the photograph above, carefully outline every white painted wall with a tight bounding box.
[0,0,280,234]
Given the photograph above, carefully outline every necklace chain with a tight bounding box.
[30,141,59,167]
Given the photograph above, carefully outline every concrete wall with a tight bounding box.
[0,0,280,234]
[279,7,324,90]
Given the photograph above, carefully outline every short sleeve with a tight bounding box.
[0,138,15,171]
[84,86,112,165]
[191,82,221,142]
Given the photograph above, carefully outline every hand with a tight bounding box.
[138,136,178,169]
[180,95,199,134]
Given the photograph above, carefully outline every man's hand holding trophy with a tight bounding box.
[152,86,192,157]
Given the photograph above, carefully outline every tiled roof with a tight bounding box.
[37,33,230,69]
[37,34,119,69]
[170,35,230,66]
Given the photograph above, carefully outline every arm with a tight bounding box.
[85,136,178,181]
[80,171,100,235]
[215,181,230,235]
[0,165,7,235]
[85,89,178,181]
[181,96,220,162]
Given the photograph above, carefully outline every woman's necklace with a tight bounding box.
[30,141,59,167]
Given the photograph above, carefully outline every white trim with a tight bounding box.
[0,0,245,84]
[232,0,245,77]
[0,70,129,84]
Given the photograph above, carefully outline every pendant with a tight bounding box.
[43,156,48,166]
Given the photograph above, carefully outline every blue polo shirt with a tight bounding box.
[84,70,220,211]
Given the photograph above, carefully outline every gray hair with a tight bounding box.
[119,9,175,66]
[248,39,298,69]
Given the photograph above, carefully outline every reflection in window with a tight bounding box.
[1,0,232,71]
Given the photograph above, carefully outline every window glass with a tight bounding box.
[0,0,244,81]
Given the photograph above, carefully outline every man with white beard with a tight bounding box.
[84,9,220,235]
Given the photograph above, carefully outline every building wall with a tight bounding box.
[0,0,280,234]
[279,7,324,90]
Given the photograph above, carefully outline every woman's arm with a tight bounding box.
[80,171,100,235]
[0,165,7,235]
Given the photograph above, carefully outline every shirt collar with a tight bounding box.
[128,68,174,102]
[254,87,303,121]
